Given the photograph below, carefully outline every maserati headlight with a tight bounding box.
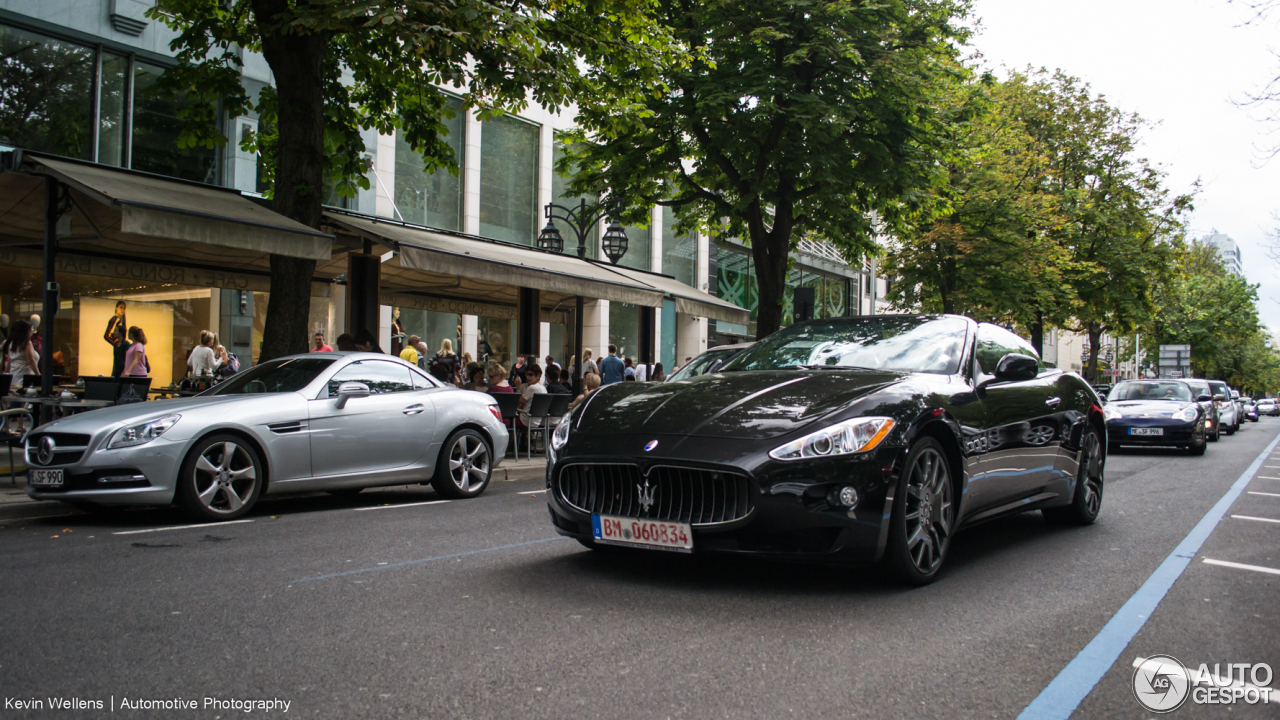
[550,415,571,450]
[1104,405,1122,421]
[769,417,895,462]
[107,414,181,449]
[1173,405,1198,423]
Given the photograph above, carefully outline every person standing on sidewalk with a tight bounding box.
[121,326,149,377]
[599,345,625,385]
[105,300,128,377]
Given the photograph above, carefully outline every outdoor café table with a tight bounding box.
[55,398,116,415]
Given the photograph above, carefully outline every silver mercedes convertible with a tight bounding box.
[24,352,508,520]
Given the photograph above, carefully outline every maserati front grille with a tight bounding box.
[556,464,753,525]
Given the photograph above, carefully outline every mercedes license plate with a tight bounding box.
[29,469,63,487]
[592,514,692,553]
[1129,428,1163,436]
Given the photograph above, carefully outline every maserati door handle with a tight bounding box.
[403,404,425,415]
[1045,397,1061,407]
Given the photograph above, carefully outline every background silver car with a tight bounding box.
[24,353,508,520]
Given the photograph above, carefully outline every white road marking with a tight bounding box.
[518,489,547,495]
[1232,515,1280,524]
[1248,491,1280,498]
[1256,476,1280,480]
[113,519,254,535]
[1202,558,1280,576]
[353,500,450,511]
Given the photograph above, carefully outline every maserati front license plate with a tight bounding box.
[592,514,693,553]
[29,469,63,487]
[1129,428,1163,436]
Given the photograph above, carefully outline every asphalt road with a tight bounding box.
[1,422,1278,719]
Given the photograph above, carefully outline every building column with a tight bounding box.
[460,109,483,361]
[539,321,551,364]
[461,315,478,359]
[651,207,664,365]
[676,314,706,367]
[583,299,609,362]
[374,130,396,219]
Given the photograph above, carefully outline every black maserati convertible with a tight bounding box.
[546,315,1106,585]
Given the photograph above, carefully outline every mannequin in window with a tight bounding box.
[390,308,405,357]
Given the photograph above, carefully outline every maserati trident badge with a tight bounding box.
[644,440,658,452]
[637,478,656,513]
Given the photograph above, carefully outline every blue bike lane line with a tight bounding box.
[1017,428,1280,720]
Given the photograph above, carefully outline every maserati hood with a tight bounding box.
[577,369,909,440]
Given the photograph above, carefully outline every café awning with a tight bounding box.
[0,152,332,262]
[602,264,749,324]
[324,212,666,308]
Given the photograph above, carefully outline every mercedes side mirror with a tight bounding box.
[1213,394,1227,402]
[335,382,371,409]
[993,353,1039,383]
[1196,393,1213,403]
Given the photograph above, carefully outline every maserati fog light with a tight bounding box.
[830,485,859,509]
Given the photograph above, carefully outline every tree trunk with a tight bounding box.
[255,0,326,362]
[748,202,793,339]
[1030,311,1044,356]
[1086,322,1102,384]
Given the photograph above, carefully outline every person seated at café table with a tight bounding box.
[544,365,571,395]
[567,372,601,411]
[486,363,515,393]
[463,363,487,392]
[187,330,221,377]
[335,333,356,352]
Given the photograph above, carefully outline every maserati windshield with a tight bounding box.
[722,316,968,375]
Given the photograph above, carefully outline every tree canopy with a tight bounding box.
[565,0,971,338]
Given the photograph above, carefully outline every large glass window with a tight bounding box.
[609,302,640,362]
[477,316,515,370]
[96,52,128,167]
[618,225,651,272]
[0,25,94,159]
[661,220,697,287]
[479,115,539,245]
[551,139,597,259]
[660,298,677,370]
[132,61,219,183]
[395,95,464,230]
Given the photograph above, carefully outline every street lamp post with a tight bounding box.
[537,200,630,397]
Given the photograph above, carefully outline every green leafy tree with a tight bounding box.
[1006,70,1190,382]
[884,70,1077,349]
[1146,241,1280,391]
[565,0,971,338]
[148,0,680,360]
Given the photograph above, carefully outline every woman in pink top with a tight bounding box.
[122,326,149,377]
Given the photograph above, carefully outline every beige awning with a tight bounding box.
[0,153,332,262]
[603,264,750,324]
[325,212,666,308]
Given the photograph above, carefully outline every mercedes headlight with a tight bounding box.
[107,414,181,449]
[1104,405,1122,421]
[551,416,571,450]
[769,417,895,462]
[1173,405,1198,423]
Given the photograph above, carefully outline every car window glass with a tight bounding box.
[975,324,1041,376]
[410,367,437,390]
[327,360,414,397]
[723,317,967,375]
[669,349,733,381]
[1108,381,1193,402]
[1183,379,1210,397]
[206,357,333,395]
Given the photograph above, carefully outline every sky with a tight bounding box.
[969,0,1280,335]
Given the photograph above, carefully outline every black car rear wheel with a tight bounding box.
[1044,426,1104,526]
[885,437,954,586]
